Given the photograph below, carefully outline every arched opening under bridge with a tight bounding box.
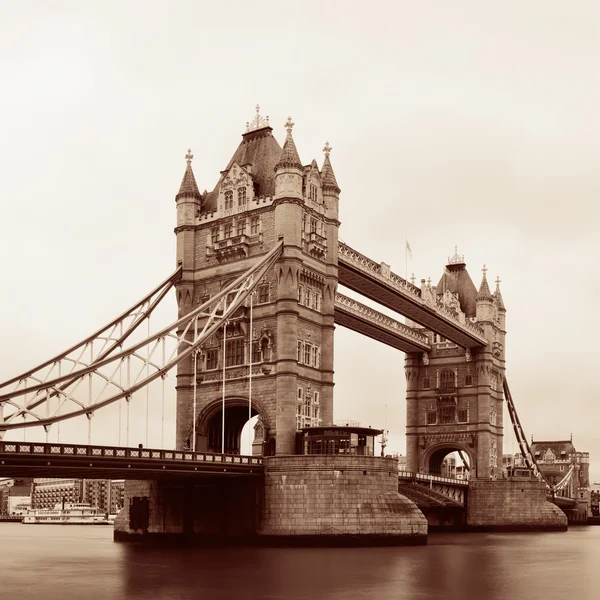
[195,397,269,456]
[425,445,473,480]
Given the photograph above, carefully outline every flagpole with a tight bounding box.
[405,237,408,282]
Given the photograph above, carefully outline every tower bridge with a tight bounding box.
[0,107,571,543]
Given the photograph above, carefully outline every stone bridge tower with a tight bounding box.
[173,109,340,455]
[405,249,507,479]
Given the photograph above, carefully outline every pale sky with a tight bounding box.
[1,1,599,480]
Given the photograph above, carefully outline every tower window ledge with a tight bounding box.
[213,235,249,262]
[303,231,327,258]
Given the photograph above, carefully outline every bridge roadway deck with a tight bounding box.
[338,242,487,348]
[0,441,263,480]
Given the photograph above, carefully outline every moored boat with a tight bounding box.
[22,502,111,525]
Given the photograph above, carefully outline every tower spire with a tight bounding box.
[321,141,340,193]
[275,116,302,169]
[494,276,506,310]
[477,264,493,300]
[176,148,201,200]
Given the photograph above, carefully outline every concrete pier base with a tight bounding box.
[114,456,428,546]
[466,479,568,531]
[258,455,427,546]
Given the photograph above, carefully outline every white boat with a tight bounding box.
[22,502,111,525]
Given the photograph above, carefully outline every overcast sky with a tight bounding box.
[1,1,599,480]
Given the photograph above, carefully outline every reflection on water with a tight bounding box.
[0,523,597,600]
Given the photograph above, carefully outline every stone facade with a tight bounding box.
[466,478,567,531]
[405,251,506,479]
[174,113,340,457]
[259,455,427,544]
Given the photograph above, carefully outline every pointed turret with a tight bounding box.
[274,117,303,202]
[493,277,506,311]
[476,265,494,322]
[321,142,340,194]
[275,117,303,170]
[477,265,493,301]
[320,141,340,220]
[176,149,201,201]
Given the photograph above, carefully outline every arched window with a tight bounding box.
[224,190,233,210]
[440,370,455,389]
[238,187,247,206]
[437,397,456,424]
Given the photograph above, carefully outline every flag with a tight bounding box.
[406,239,413,259]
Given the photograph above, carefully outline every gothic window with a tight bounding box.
[465,374,473,386]
[304,343,311,365]
[257,284,269,304]
[437,397,456,424]
[489,408,497,426]
[237,187,247,206]
[491,373,498,391]
[236,219,247,236]
[225,338,244,367]
[224,223,233,239]
[251,341,261,364]
[211,227,220,244]
[250,217,259,235]
[297,341,303,363]
[205,349,218,371]
[309,184,318,202]
[458,407,469,423]
[423,375,431,389]
[298,285,303,303]
[440,370,456,389]
[310,217,317,233]
[427,410,437,425]
[302,213,306,233]
[296,387,321,429]
[224,190,233,210]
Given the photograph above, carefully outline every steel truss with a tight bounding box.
[0,242,282,437]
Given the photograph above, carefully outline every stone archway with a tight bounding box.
[195,396,270,455]
[423,443,475,478]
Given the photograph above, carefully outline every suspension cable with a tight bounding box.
[248,289,253,453]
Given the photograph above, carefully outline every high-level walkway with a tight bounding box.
[338,242,488,348]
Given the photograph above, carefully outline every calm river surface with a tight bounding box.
[1,524,598,599]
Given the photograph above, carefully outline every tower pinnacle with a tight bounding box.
[176,147,201,201]
[275,116,302,169]
[321,141,340,193]
[477,264,493,300]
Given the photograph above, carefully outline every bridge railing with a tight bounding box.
[0,441,263,467]
[398,470,469,487]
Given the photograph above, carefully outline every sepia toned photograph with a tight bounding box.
[1,1,598,599]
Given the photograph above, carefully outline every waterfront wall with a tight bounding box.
[259,455,427,545]
[466,479,567,531]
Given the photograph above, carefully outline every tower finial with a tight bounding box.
[482,264,488,279]
[495,276,501,291]
[185,148,193,165]
[323,141,332,157]
[447,246,464,265]
[410,272,415,286]
[246,105,269,132]
[285,116,294,133]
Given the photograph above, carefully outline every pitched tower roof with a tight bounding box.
[176,149,201,201]
[321,141,340,193]
[202,107,283,212]
[435,247,478,317]
[274,117,302,170]
[477,265,494,301]
[494,277,506,310]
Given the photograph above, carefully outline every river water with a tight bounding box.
[0,524,598,599]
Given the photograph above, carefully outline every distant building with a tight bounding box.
[441,455,457,478]
[0,479,11,515]
[31,479,83,509]
[397,455,407,471]
[530,438,590,522]
[8,478,32,515]
[82,479,125,514]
